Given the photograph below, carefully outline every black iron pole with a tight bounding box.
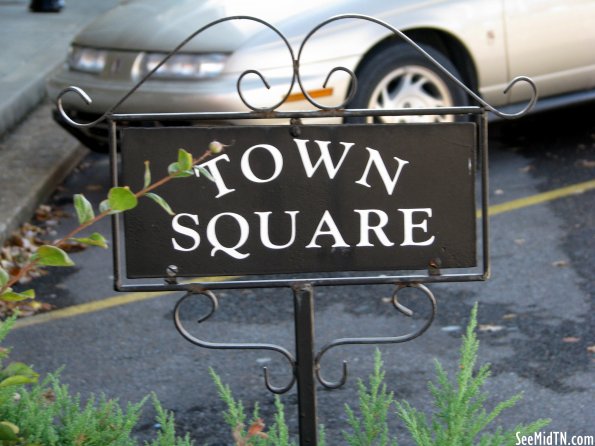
[293,283,318,445]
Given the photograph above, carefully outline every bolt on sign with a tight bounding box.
[121,123,477,279]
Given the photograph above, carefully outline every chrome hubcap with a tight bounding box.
[366,65,454,123]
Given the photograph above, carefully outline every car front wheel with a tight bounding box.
[346,43,469,123]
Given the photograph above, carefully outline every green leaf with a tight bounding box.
[0,422,18,441]
[73,194,95,225]
[108,187,138,212]
[177,148,194,171]
[71,232,108,249]
[32,245,74,267]
[99,199,111,214]
[167,162,193,178]
[195,166,215,182]
[0,288,35,302]
[144,160,151,188]
[0,375,37,388]
[2,362,38,381]
[146,193,174,216]
[0,267,8,287]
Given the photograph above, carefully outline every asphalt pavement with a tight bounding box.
[0,0,118,244]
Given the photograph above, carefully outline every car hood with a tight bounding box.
[73,0,450,55]
[73,0,334,53]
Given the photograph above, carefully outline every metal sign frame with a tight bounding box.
[57,14,537,446]
[107,106,488,292]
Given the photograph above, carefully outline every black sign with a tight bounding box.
[120,123,476,278]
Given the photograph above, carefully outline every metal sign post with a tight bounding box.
[57,14,536,445]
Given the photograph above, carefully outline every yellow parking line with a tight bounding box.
[13,178,595,330]
[477,178,595,218]
[13,277,235,330]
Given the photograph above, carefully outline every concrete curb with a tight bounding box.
[0,101,88,245]
[0,63,61,139]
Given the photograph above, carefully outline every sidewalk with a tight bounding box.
[0,0,118,244]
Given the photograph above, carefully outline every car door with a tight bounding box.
[503,0,595,103]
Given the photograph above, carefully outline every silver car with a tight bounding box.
[48,0,595,152]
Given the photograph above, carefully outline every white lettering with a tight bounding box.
[355,147,409,196]
[206,212,250,259]
[399,208,435,246]
[241,144,283,183]
[306,210,349,248]
[293,139,354,179]
[194,155,235,198]
[354,209,394,247]
[255,211,299,249]
[171,213,200,252]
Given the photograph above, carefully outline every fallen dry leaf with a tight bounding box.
[587,345,595,354]
[579,159,595,168]
[85,183,104,192]
[519,165,534,173]
[0,203,72,318]
[562,336,580,343]
[502,313,518,320]
[552,260,570,268]
[478,324,505,333]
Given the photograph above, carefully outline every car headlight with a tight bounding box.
[141,53,227,80]
[68,46,108,74]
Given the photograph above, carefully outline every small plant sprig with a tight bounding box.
[395,303,550,446]
[209,367,299,446]
[343,349,397,446]
[0,144,221,304]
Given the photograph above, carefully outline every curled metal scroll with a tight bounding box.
[296,14,537,118]
[314,283,437,389]
[57,16,297,127]
[173,290,297,394]
[58,14,537,128]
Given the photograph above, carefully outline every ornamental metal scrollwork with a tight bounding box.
[314,283,437,389]
[173,289,297,394]
[173,284,436,394]
[57,14,537,128]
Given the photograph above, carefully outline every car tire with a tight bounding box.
[346,43,469,123]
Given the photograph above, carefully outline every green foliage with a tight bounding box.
[343,349,397,446]
[193,166,214,182]
[0,363,38,388]
[145,193,174,216]
[0,269,31,302]
[73,194,95,225]
[108,187,138,212]
[144,394,194,446]
[209,368,246,436]
[266,396,295,446]
[0,318,39,396]
[395,303,550,446]
[70,232,108,249]
[0,372,195,445]
[209,368,296,446]
[0,288,35,302]
[32,245,74,267]
[168,149,194,178]
[0,318,196,446]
